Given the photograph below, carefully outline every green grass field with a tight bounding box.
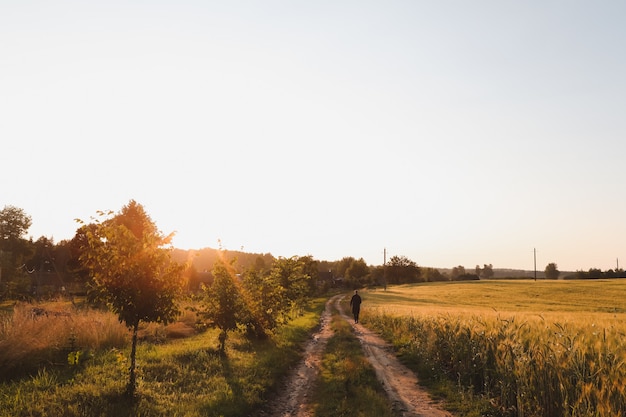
[360,279,626,417]
[0,298,327,417]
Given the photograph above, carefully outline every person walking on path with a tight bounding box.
[350,290,362,323]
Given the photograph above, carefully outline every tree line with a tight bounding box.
[1,204,498,304]
[3,201,623,398]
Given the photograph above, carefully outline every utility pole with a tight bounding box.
[383,247,387,291]
[534,248,537,281]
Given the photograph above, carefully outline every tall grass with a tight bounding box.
[0,297,326,417]
[0,302,128,379]
[363,281,626,417]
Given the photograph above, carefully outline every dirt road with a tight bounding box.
[255,294,454,417]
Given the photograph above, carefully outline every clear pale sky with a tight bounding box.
[2,1,625,272]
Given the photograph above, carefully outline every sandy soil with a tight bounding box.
[252,294,454,417]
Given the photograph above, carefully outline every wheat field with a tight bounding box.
[362,280,626,417]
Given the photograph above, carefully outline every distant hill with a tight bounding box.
[171,248,576,280]
[171,247,275,272]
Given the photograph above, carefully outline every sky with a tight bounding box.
[2,1,625,272]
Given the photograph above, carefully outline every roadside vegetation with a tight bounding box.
[362,280,626,417]
[0,296,326,417]
[0,200,331,416]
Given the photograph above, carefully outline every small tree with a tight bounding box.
[241,266,287,338]
[545,263,560,280]
[201,259,245,352]
[270,256,312,315]
[78,200,185,397]
[0,205,33,283]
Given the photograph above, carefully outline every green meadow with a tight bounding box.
[361,279,626,417]
[0,298,326,417]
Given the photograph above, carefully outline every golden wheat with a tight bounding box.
[363,281,626,417]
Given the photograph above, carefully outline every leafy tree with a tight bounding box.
[26,237,55,273]
[605,268,626,278]
[450,265,466,281]
[298,255,321,295]
[335,257,356,280]
[422,267,447,282]
[588,268,603,279]
[269,256,313,314]
[386,255,420,284]
[78,200,185,397]
[201,255,315,345]
[0,205,33,282]
[0,205,32,242]
[66,224,99,289]
[482,264,494,279]
[202,259,245,351]
[475,264,494,279]
[545,263,560,280]
[345,257,370,288]
[241,265,287,338]
[369,265,385,286]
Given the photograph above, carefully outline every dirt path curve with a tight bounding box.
[253,294,454,417]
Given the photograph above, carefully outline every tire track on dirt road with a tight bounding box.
[334,295,453,417]
[255,294,453,417]
[253,295,339,417]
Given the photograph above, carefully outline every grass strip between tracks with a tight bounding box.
[308,307,396,417]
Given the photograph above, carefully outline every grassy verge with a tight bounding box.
[309,307,396,417]
[0,297,326,417]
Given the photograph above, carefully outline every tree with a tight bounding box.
[475,264,494,279]
[202,259,245,351]
[200,255,315,345]
[345,258,370,288]
[545,263,560,280]
[78,200,185,397]
[67,224,99,289]
[241,264,287,338]
[422,267,447,282]
[0,205,32,242]
[269,256,313,314]
[335,257,356,280]
[298,255,321,295]
[386,255,420,284]
[0,205,33,282]
[450,265,466,281]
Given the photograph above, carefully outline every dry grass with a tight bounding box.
[0,302,129,378]
[0,297,328,417]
